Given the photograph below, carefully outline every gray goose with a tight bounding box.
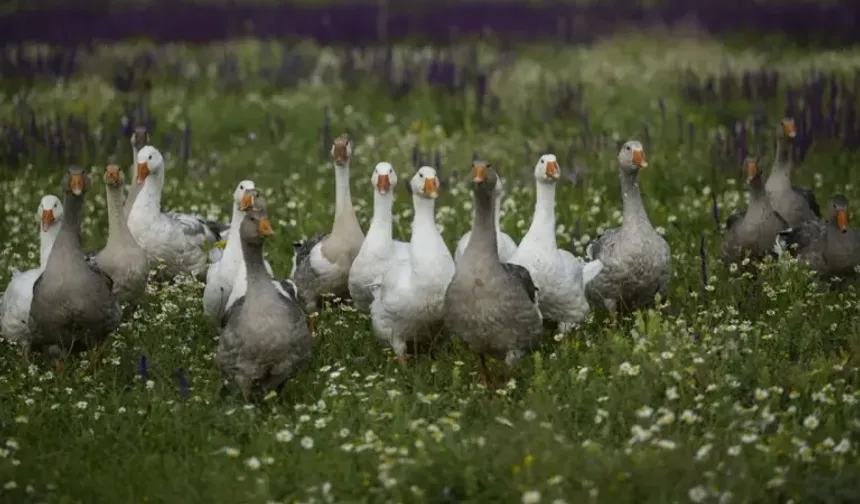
[28,167,122,363]
[444,160,542,386]
[721,156,791,265]
[292,135,364,336]
[777,194,860,279]
[585,141,671,315]
[89,158,149,314]
[218,208,311,402]
[764,118,820,227]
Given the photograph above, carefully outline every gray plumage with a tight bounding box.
[721,156,790,264]
[292,136,364,314]
[28,167,122,354]
[292,233,328,276]
[90,163,149,314]
[778,194,860,278]
[585,141,672,315]
[218,209,311,400]
[444,160,543,374]
[765,118,820,227]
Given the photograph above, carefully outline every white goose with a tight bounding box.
[203,181,274,321]
[454,173,517,264]
[509,154,604,333]
[1,196,64,344]
[370,166,455,367]
[127,145,224,279]
[348,162,409,313]
[223,195,297,322]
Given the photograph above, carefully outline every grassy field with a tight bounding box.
[1,35,860,503]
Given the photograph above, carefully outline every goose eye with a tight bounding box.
[239,185,244,190]
[54,203,58,208]
[540,159,545,164]
[148,155,153,160]
[626,145,631,151]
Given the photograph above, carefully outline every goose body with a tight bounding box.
[28,168,122,354]
[765,118,820,228]
[203,181,267,321]
[370,167,455,365]
[721,157,791,264]
[0,196,64,344]
[127,146,223,279]
[778,194,860,278]
[454,174,517,265]
[509,154,603,332]
[348,162,410,313]
[292,136,365,332]
[90,161,149,312]
[585,141,671,315]
[218,209,310,400]
[445,161,542,383]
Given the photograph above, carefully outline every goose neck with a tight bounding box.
[411,196,437,235]
[620,169,651,228]
[369,192,394,238]
[133,171,164,216]
[106,184,132,243]
[466,188,498,257]
[775,138,793,170]
[334,164,355,217]
[39,226,60,270]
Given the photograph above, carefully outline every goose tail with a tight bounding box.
[582,259,605,287]
[773,227,795,257]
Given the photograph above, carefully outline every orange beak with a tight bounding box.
[240,191,254,211]
[631,150,648,168]
[376,174,391,194]
[69,174,84,195]
[746,161,759,181]
[41,209,54,232]
[423,177,439,198]
[136,162,150,185]
[257,218,274,236]
[105,166,120,184]
[545,160,560,178]
[782,120,796,138]
[836,209,848,232]
[472,164,487,183]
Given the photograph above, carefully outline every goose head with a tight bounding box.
[38,195,63,233]
[471,160,499,200]
[411,166,439,199]
[233,180,257,211]
[104,158,124,188]
[618,140,647,174]
[534,154,560,183]
[744,156,762,183]
[131,126,150,149]
[240,208,274,246]
[830,194,850,233]
[331,135,352,167]
[778,118,796,142]
[135,146,165,185]
[371,162,398,195]
[63,166,90,197]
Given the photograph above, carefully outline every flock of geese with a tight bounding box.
[1,118,858,398]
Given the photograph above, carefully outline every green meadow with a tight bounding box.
[1,35,859,503]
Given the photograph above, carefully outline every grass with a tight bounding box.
[1,34,860,503]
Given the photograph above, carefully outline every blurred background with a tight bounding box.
[1,1,858,47]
